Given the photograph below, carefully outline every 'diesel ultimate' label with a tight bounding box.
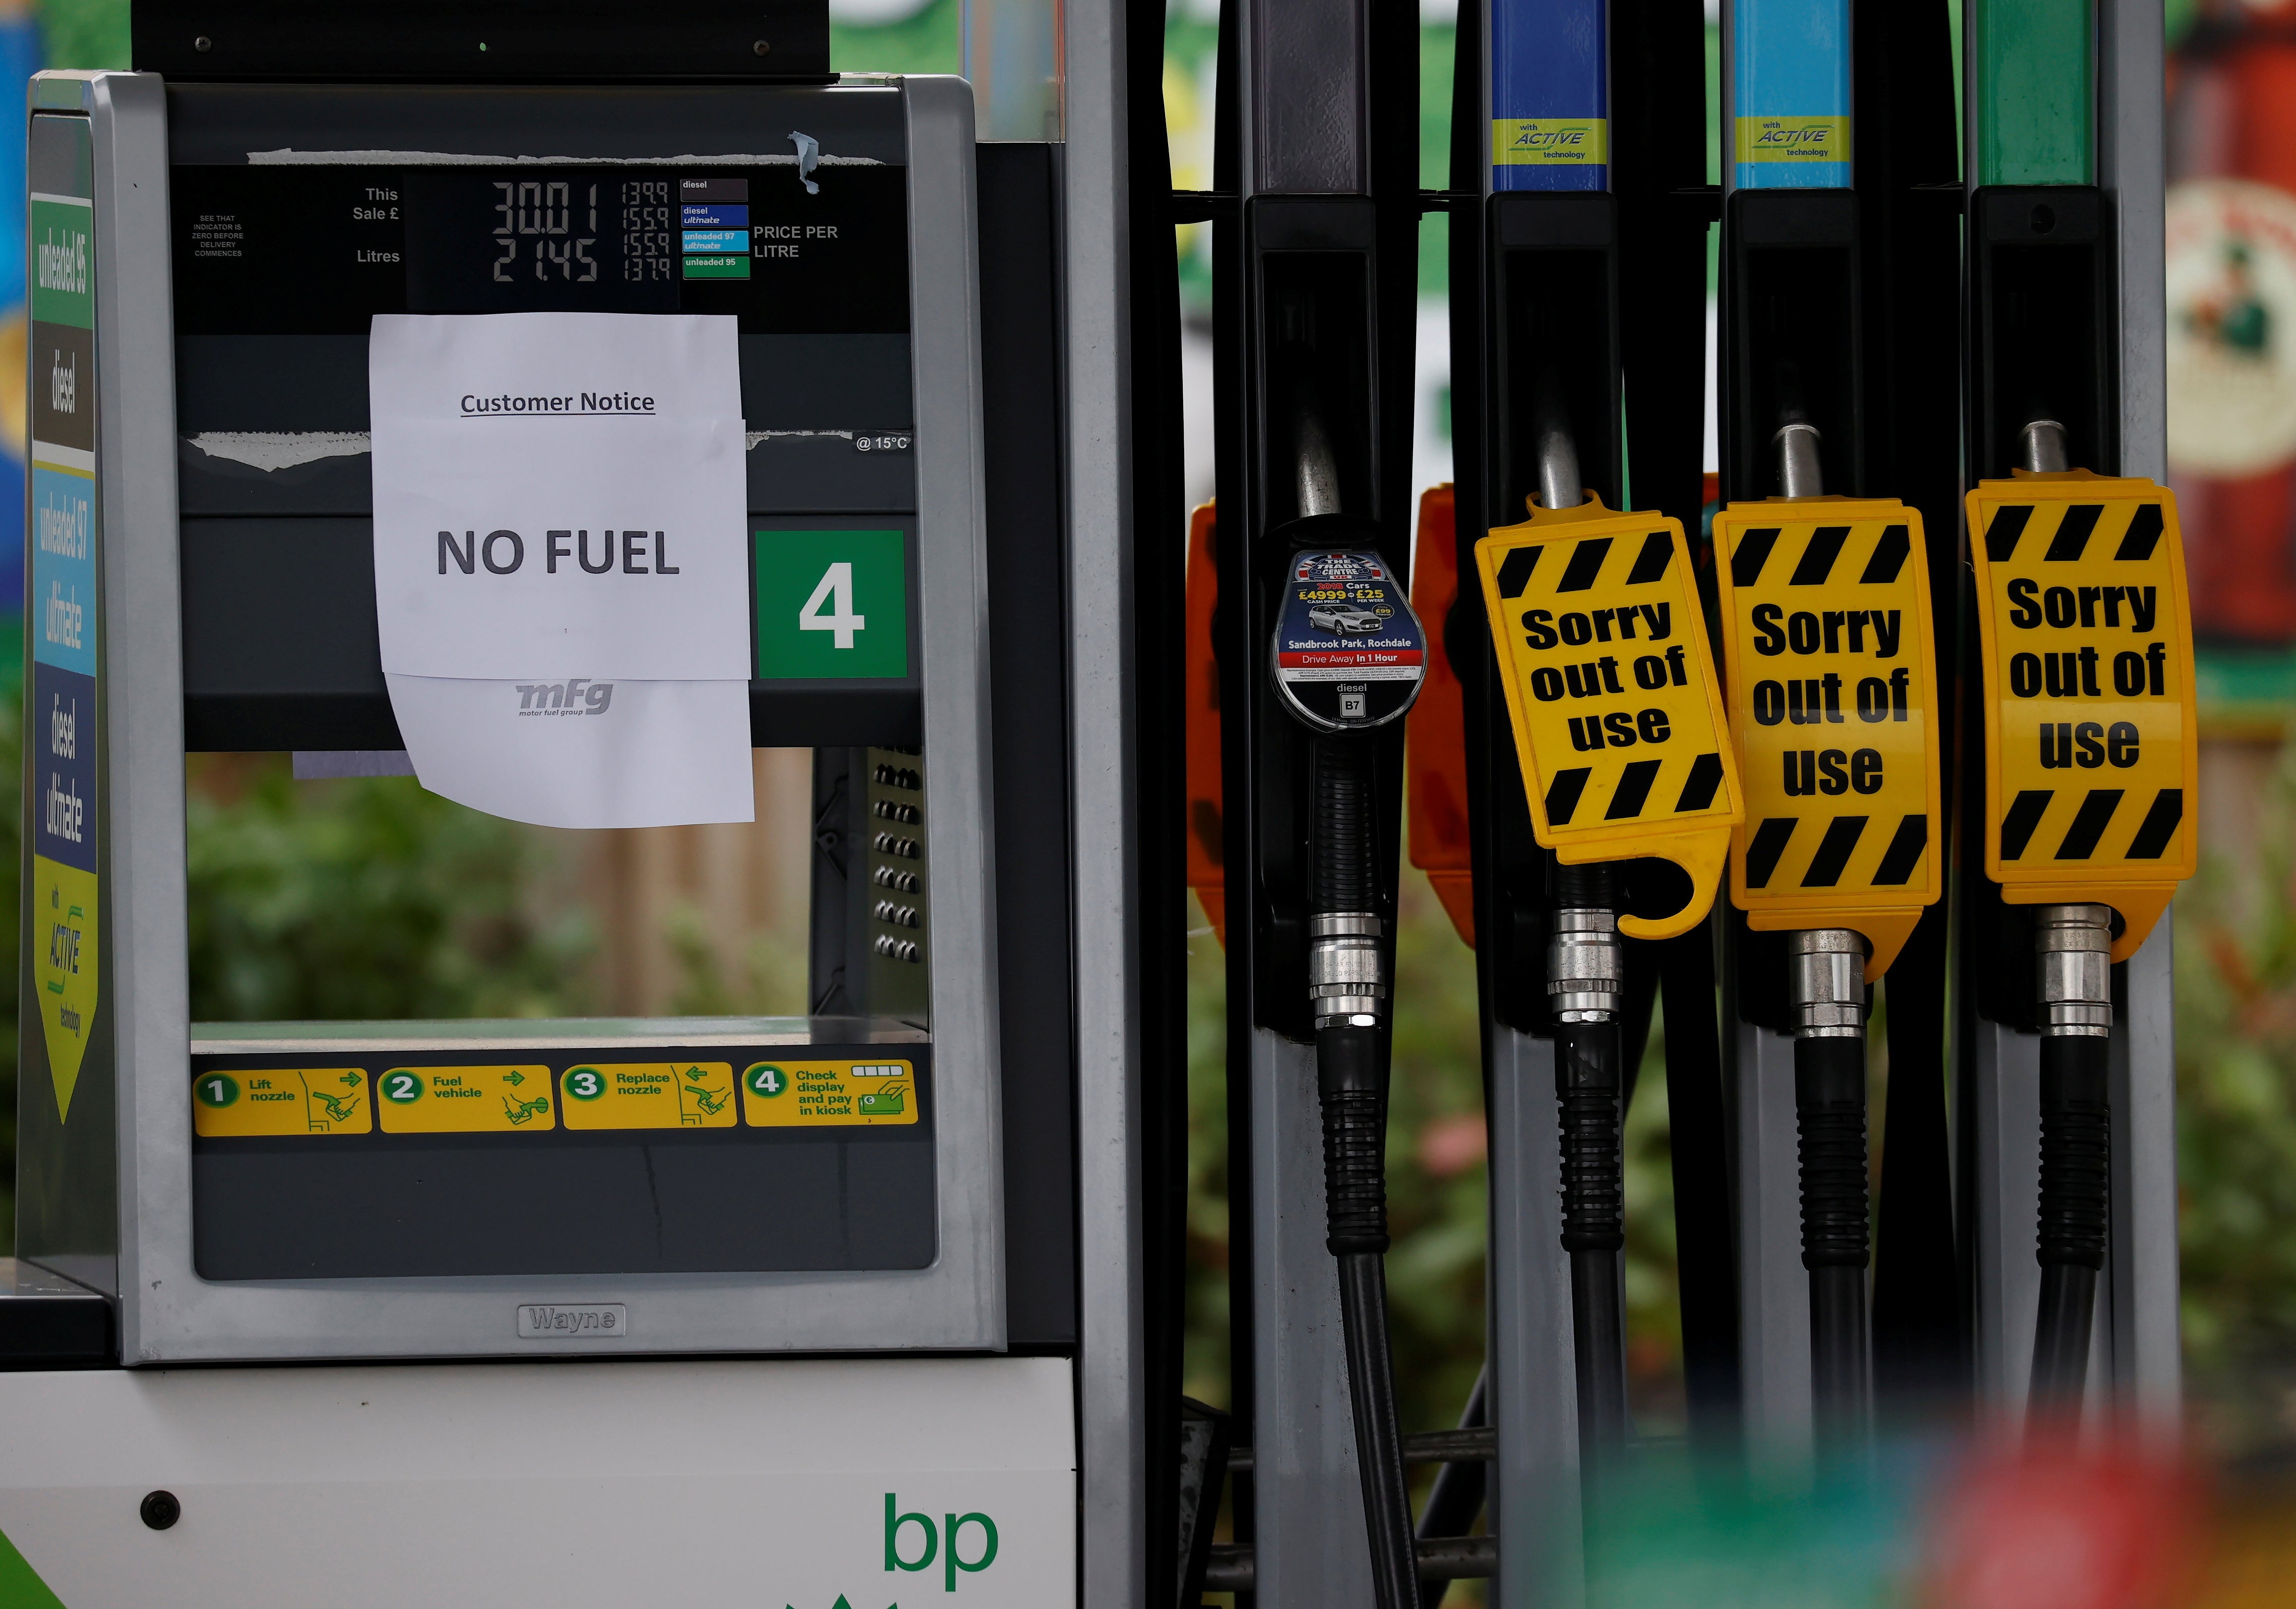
[29,179,98,1121]
[1269,550,1427,731]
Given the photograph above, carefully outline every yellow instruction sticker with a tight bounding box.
[193,1068,372,1136]
[1713,501,1942,977]
[560,1062,738,1129]
[376,1065,555,1133]
[1967,473,2198,959]
[741,1060,920,1128]
[1474,498,1743,938]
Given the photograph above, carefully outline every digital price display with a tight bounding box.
[170,164,909,336]
[399,171,740,312]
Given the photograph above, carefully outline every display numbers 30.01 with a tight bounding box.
[492,180,600,284]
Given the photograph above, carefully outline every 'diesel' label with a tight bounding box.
[1967,473,2198,960]
[1712,500,1942,975]
[1269,550,1427,731]
[1474,500,1742,939]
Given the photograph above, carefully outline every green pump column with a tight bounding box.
[1961,0,2185,1430]
[1972,0,2094,186]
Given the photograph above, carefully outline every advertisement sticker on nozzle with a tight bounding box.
[1269,550,1428,731]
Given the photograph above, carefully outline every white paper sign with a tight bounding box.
[370,313,749,680]
[383,675,754,830]
[368,313,755,828]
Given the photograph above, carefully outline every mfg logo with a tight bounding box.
[515,678,613,715]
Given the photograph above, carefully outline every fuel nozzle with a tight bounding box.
[1775,421,1825,498]
[1767,422,1877,1435]
[2019,418,2071,474]
[1265,357,1425,1609]
[1532,369,1585,515]
[2008,407,2116,1421]
[1963,412,2199,1426]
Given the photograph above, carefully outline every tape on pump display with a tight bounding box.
[1712,500,1942,981]
[1967,472,2198,961]
[1474,497,1742,939]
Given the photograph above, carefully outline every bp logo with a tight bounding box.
[883,1495,999,1593]
[2166,178,2296,477]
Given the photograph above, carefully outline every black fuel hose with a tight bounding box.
[1551,861,1628,1457]
[1312,736,1423,1609]
[2030,1033,2111,1412]
[1559,1017,1628,1454]
[1795,1033,1871,1430]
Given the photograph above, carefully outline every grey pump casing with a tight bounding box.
[29,69,1007,1364]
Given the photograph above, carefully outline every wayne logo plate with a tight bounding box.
[1713,500,1942,978]
[1475,498,1741,939]
[1967,472,2198,960]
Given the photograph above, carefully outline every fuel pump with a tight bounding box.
[1473,472,1745,1455]
[1715,0,1975,1444]
[0,5,1129,1598]
[1207,0,1426,1594]
[1434,0,1718,1588]
[1717,0,1869,1448]
[1965,457,2196,1418]
[1710,451,1944,1439]
[1961,0,2193,1424]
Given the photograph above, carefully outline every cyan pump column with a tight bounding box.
[1718,0,1859,1458]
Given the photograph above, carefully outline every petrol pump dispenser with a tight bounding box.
[1427,0,1719,1590]
[1473,454,1746,1461]
[0,2,1137,1596]
[1718,0,1869,1449]
[1965,463,2195,1418]
[1716,0,1979,1444]
[1960,0,2193,1425]
[1205,0,1425,1593]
